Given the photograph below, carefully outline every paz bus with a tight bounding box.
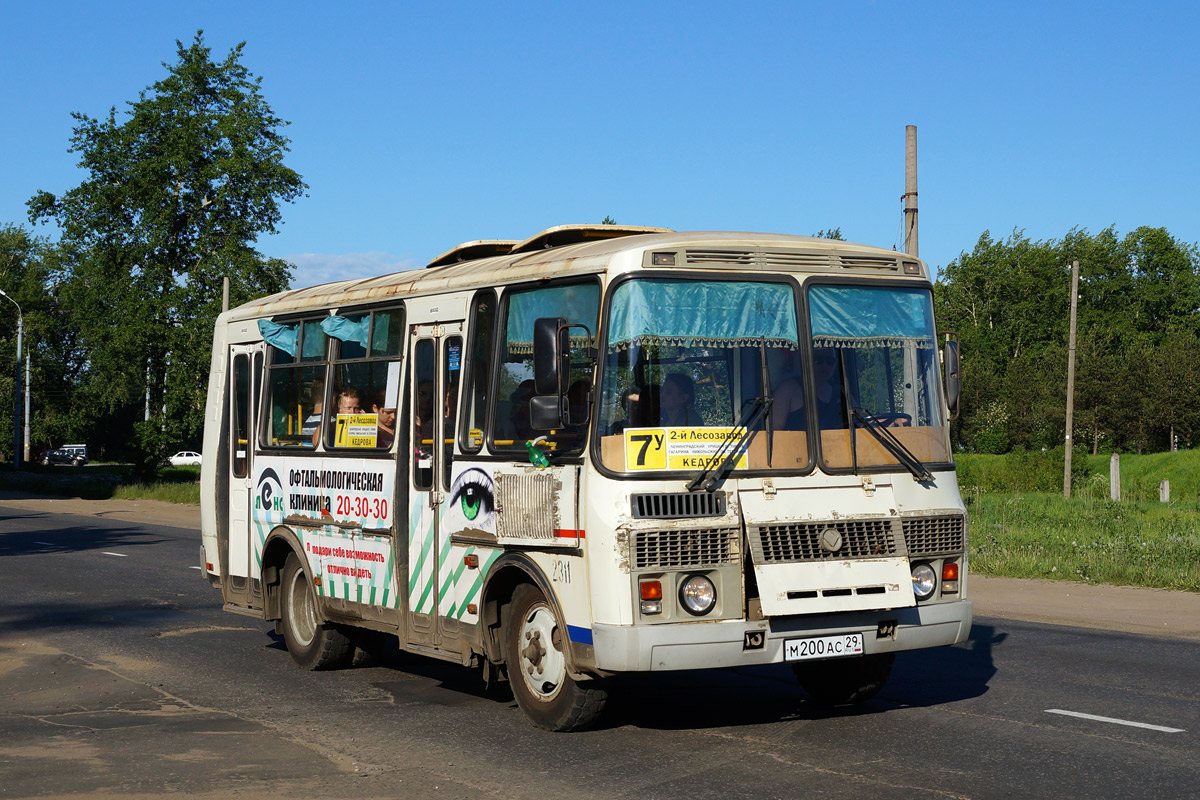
[200,224,971,731]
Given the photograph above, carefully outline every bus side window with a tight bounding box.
[461,291,495,454]
[323,307,405,451]
[231,353,250,477]
[493,281,599,453]
[443,336,463,489]
[413,339,435,490]
[261,318,328,448]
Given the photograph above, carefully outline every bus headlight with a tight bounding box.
[679,574,717,616]
[911,563,937,601]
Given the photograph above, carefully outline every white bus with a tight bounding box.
[200,224,971,731]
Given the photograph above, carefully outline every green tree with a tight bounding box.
[28,32,305,472]
[813,227,844,240]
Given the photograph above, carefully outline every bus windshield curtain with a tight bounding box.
[321,315,370,348]
[607,280,798,351]
[808,285,935,350]
[258,319,297,357]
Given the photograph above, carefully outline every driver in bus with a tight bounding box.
[772,348,847,430]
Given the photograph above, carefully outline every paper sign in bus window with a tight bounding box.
[624,427,748,471]
[335,413,379,448]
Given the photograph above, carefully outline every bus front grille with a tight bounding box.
[749,520,897,563]
[902,515,966,557]
[631,491,726,519]
[632,527,740,569]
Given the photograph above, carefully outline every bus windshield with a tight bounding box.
[597,279,951,475]
[807,283,951,471]
[598,278,810,474]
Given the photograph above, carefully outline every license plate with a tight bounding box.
[784,633,864,662]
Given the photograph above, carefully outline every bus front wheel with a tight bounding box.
[792,652,894,705]
[505,583,606,731]
[280,553,353,671]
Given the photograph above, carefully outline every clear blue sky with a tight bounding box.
[4,1,1198,288]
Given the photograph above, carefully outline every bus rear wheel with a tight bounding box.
[505,583,606,731]
[792,652,894,705]
[280,553,353,671]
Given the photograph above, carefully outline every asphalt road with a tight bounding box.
[0,504,1196,799]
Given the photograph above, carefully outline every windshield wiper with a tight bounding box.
[686,396,772,493]
[849,406,933,482]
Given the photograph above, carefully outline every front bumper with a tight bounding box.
[591,599,972,672]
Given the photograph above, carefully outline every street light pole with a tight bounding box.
[0,289,22,470]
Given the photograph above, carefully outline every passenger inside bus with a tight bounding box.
[314,388,364,446]
[301,378,325,445]
[371,389,396,449]
[508,380,536,441]
[415,380,435,443]
[658,372,702,427]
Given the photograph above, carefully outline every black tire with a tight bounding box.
[350,628,399,667]
[505,583,606,731]
[793,652,894,706]
[280,553,353,670]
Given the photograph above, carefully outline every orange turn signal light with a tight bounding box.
[942,562,959,581]
[464,554,479,569]
[640,579,663,601]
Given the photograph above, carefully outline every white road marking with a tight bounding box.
[189,565,202,570]
[101,552,128,558]
[1046,709,1185,733]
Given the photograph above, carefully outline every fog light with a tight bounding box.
[911,563,936,600]
[679,574,717,616]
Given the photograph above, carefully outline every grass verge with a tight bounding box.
[0,464,200,505]
[968,490,1200,592]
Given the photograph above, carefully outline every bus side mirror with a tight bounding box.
[533,316,568,396]
[530,394,564,430]
[943,337,961,420]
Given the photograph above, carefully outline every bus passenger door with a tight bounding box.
[406,322,465,651]
[225,343,261,609]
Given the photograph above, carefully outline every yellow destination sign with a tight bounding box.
[624,426,746,472]
[335,413,379,448]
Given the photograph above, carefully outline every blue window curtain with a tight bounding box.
[808,285,935,350]
[321,315,370,348]
[505,283,600,355]
[607,280,798,351]
[258,319,297,357]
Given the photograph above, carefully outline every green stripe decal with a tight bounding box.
[409,524,434,594]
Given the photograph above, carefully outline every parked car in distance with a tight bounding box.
[41,449,88,466]
[169,451,202,466]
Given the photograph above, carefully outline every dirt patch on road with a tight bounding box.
[0,489,199,530]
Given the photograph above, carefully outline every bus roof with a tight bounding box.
[227,227,921,322]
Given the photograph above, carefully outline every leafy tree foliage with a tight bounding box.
[936,226,1200,455]
[28,33,304,471]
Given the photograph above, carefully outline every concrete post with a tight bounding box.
[1110,453,1120,501]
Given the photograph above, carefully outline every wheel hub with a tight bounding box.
[518,605,566,698]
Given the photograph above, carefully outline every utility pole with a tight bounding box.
[0,289,22,469]
[904,125,919,257]
[23,350,30,463]
[1063,259,1080,498]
